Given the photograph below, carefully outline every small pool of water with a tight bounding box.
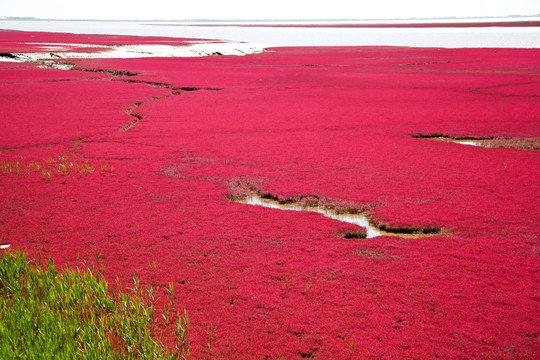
[237,194,439,239]
[453,140,486,147]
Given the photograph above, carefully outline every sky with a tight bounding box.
[1,0,539,20]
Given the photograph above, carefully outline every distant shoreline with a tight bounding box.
[2,19,540,48]
[151,21,540,28]
[3,15,540,23]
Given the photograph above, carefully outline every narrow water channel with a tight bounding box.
[236,194,440,239]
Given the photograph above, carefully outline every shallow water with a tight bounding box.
[453,140,485,147]
[1,19,540,48]
[243,195,382,238]
[238,195,438,239]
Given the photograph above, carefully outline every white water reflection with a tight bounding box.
[411,135,493,148]
[239,194,439,239]
[244,195,382,238]
[1,20,540,48]
[454,140,485,147]
[0,244,10,249]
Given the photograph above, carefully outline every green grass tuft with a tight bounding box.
[0,250,189,359]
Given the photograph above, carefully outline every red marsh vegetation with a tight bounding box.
[0,30,539,358]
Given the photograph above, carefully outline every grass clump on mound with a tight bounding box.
[0,250,189,359]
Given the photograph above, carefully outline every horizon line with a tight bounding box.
[2,14,540,23]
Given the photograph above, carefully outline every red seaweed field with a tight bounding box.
[0,30,539,358]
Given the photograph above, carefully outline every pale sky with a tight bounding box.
[1,0,539,20]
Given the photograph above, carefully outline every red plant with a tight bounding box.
[0,30,538,359]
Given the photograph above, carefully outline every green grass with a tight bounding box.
[0,250,189,359]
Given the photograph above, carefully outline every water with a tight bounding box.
[241,195,382,238]
[455,140,485,147]
[1,19,540,48]
[238,195,439,239]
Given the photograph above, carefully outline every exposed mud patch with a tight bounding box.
[0,52,77,70]
[341,230,367,239]
[53,60,219,159]
[122,101,144,131]
[410,134,540,150]
[352,248,385,258]
[175,87,223,92]
[39,62,76,70]
[469,81,540,98]
[76,68,139,77]
[0,42,265,72]
[118,83,197,132]
[0,53,17,59]
[404,61,452,66]
[120,79,171,88]
[1,42,265,65]
[231,193,441,239]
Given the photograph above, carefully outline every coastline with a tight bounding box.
[2,19,540,48]
[166,20,540,28]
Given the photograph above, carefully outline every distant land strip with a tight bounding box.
[151,21,540,28]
